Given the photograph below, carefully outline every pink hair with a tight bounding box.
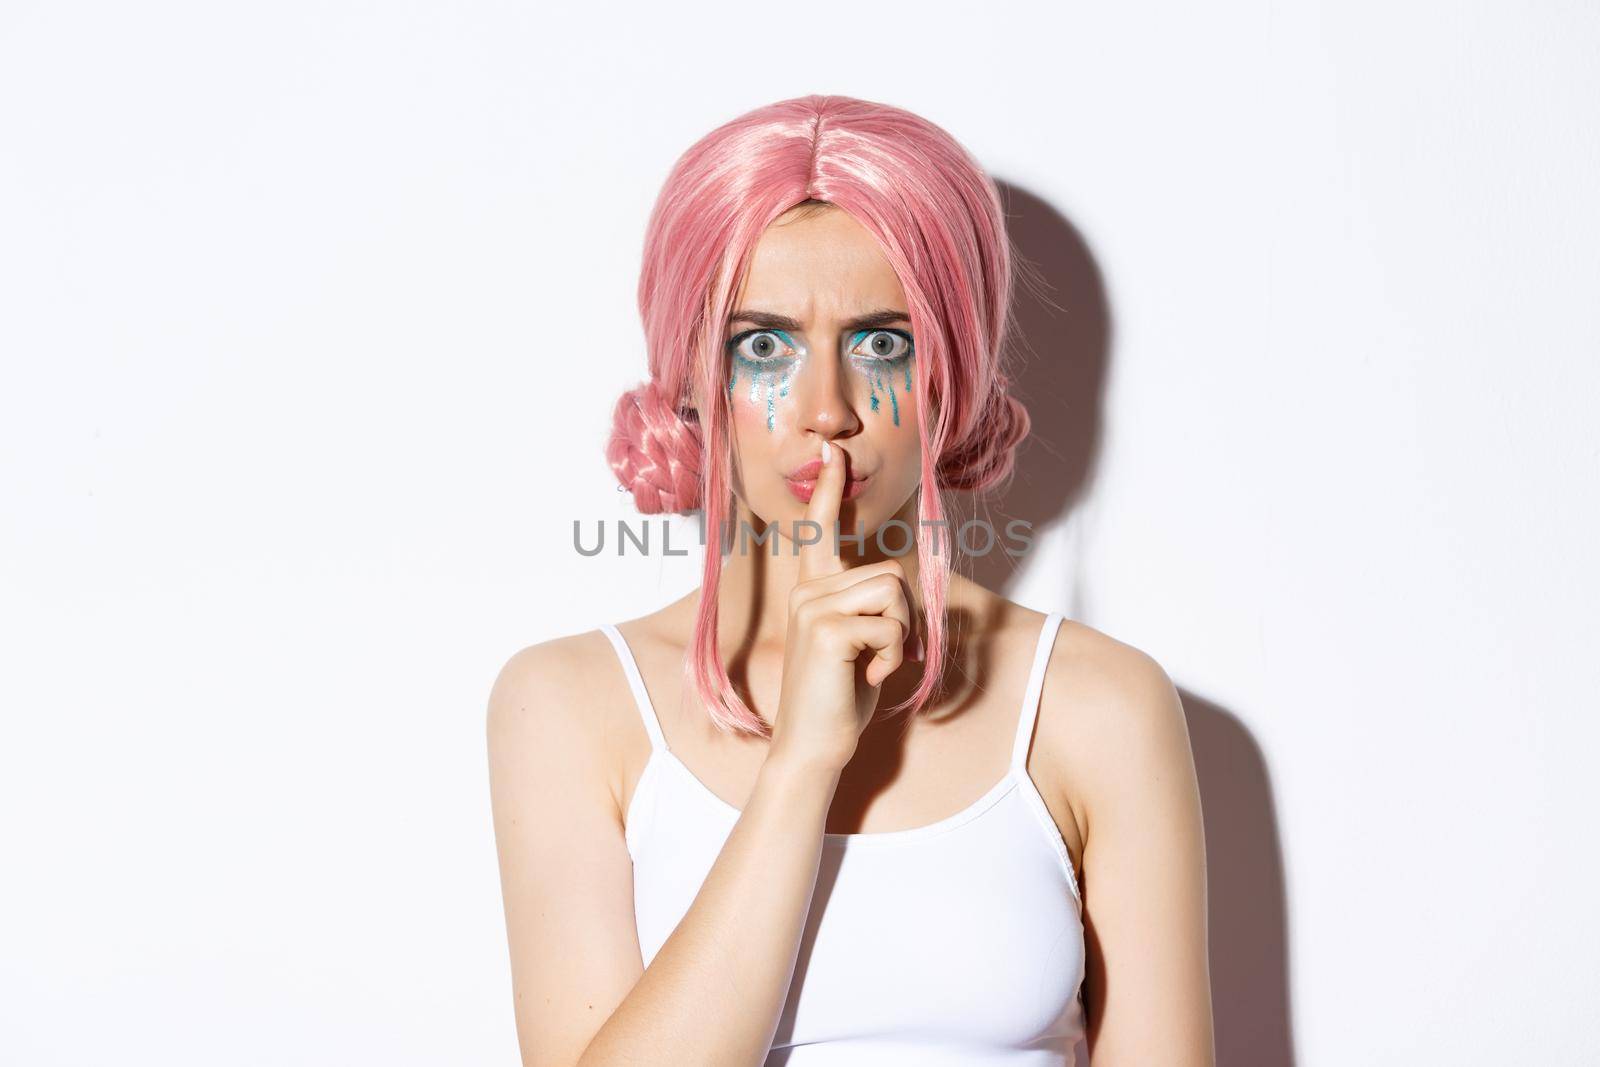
[605,94,1030,738]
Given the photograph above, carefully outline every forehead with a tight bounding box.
[733,205,907,318]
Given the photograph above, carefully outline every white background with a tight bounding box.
[3,2,1597,1064]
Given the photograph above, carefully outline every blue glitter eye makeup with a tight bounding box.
[726,329,803,431]
[849,329,915,426]
[724,326,916,430]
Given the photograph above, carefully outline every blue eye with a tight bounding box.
[728,329,800,363]
[849,329,914,362]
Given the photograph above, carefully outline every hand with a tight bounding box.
[767,439,919,774]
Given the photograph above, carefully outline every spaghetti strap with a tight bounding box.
[599,623,669,754]
[1010,612,1066,772]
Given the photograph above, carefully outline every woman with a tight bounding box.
[488,95,1214,1066]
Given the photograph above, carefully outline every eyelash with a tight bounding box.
[726,328,915,365]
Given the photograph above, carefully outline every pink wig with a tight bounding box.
[605,94,1030,738]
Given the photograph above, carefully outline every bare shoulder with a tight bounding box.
[486,627,618,740]
[485,627,631,820]
[485,626,661,1065]
[1037,617,1196,822]
[1029,620,1214,1058]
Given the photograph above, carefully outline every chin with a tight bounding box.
[737,482,917,556]
[800,499,898,550]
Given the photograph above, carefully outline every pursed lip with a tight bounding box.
[785,457,870,483]
[784,455,871,504]
[785,474,869,503]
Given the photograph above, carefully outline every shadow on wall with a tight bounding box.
[1183,693,1296,1066]
[964,181,1297,1066]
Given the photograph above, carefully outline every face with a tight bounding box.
[703,203,923,547]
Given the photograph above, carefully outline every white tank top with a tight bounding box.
[600,611,1087,1065]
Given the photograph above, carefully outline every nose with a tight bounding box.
[793,341,862,443]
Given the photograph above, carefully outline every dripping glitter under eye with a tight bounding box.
[724,329,917,430]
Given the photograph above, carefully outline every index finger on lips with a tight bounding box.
[798,439,846,583]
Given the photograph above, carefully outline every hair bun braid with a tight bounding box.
[936,390,1031,493]
[605,381,704,514]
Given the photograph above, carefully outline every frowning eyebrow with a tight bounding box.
[727,307,911,333]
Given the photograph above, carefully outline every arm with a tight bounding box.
[487,639,842,1067]
[1068,645,1214,1065]
[490,446,909,1065]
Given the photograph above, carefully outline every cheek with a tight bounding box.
[857,358,920,467]
[724,368,786,500]
[881,423,923,492]
[726,359,796,433]
[854,357,917,428]
[861,364,922,499]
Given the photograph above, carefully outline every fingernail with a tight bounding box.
[821,439,832,464]
[914,632,925,661]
